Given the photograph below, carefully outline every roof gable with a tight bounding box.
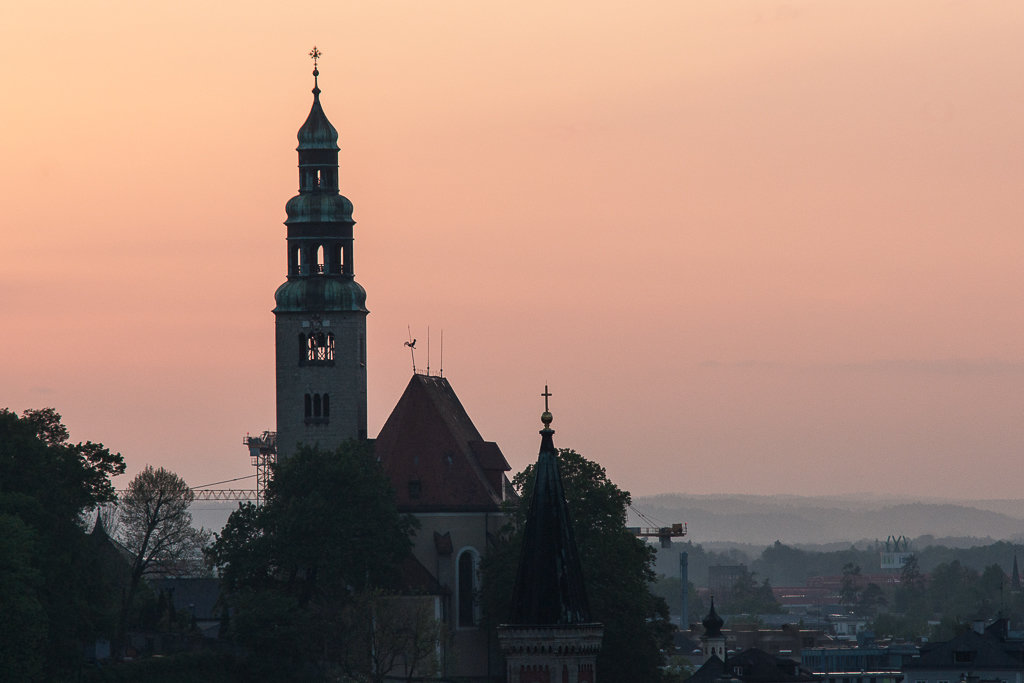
[375,375,510,512]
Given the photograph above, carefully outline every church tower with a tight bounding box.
[274,51,368,459]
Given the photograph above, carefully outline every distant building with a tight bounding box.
[803,640,916,683]
[902,619,1024,683]
[690,645,817,683]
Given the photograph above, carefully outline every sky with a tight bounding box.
[2,1,1023,501]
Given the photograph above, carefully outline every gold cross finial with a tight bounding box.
[540,385,553,429]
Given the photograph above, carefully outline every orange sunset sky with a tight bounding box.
[2,2,1023,500]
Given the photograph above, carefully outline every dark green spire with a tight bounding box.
[508,392,591,625]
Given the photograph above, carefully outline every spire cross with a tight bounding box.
[542,385,552,412]
[309,46,321,70]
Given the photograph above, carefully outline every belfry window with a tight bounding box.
[316,245,324,274]
[305,332,335,363]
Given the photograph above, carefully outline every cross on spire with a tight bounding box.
[309,46,321,70]
[542,385,552,412]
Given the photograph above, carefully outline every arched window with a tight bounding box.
[316,245,324,274]
[298,333,307,362]
[305,332,333,363]
[331,244,343,274]
[457,548,480,628]
[304,394,312,418]
[313,394,322,418]
[322,393,330,418]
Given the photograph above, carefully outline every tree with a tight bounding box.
[840,562,862,608]
[207,441,418,678]
[728,569,784,615]
[0,407,125,677]
[482,448,673,682]
[116,465,210,649]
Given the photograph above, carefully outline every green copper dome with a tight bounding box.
[274,277,367,313]
[284,193,353,224]
[297,83,339,151]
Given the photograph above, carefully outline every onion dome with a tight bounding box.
[284,192,353,224]
[702,597,724,638]
[274,278,367,313]
[297,67,339,151]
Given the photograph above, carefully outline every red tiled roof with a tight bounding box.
[375,375,510,513]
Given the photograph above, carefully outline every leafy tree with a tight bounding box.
[857,582,887,616]
[116,465,211,649]
[839,562,862,608]
[0,407,125,677]
[207,441,417,678]
[727,567,784,615]
[651,574,706,626]
[482,448,673,682]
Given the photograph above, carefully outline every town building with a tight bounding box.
[902,619,1024,683]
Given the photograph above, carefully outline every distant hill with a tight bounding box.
[630,494,1024,547]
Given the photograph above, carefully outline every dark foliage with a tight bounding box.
[206,441,419,679]
[0,407,125,679]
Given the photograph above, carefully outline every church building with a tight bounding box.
[266,56,512,681]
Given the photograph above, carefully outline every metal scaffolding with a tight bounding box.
[243,430,277,505]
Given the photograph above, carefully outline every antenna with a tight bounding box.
[426,326,431,377]
[404,326,417,374]
[439,329,444,378]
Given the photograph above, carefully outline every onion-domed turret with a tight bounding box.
[702,598,724,639]
[297,71,339,152]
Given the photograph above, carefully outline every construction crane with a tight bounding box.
[243,430,277,505]
[627,504,687,548]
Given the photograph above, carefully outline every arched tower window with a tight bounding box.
[313,394,322,417]
[316,245,324,274]
[298,333,307,362]
[331,244,343,275]
[304,394,312,419]
[322,393,330,418]
[305,332,334,363]
[457,548,480,628]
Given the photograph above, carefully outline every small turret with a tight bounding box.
[701,597,726,662]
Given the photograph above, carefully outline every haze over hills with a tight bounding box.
[630,494,1024,548]
[192,494,1024,549]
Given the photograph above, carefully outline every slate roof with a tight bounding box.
[507,421,591,625]
[375,375,510,513]
[906,621,1024,671]
[690,649,816,683]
